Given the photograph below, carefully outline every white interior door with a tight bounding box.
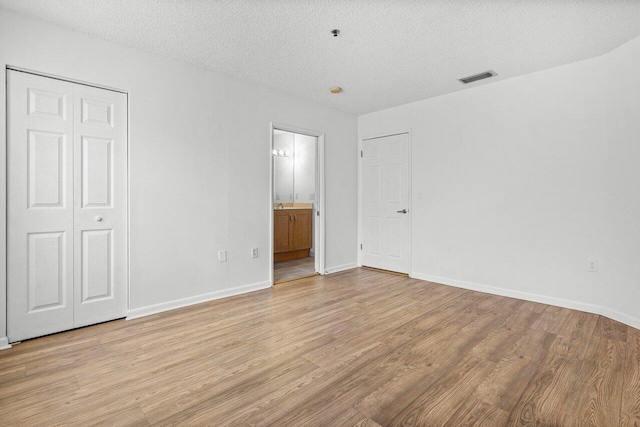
[361,133,410,273]
[73,82,127,328]
[7,72,75,341]
[7,70,127,342]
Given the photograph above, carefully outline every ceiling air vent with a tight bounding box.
[458,70,497,84]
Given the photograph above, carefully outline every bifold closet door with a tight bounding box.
[7,72,75,341]
[7,70,127,342]
[72,81,127,328]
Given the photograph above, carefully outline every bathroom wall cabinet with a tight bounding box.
[274,209,312,262]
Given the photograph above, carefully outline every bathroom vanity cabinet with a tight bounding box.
[274,208,312,262]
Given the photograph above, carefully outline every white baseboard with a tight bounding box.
[325,262,358,274]
[126,280,271,320]
[601,306,640,331]
[0,337,12,351]
[411,272,640,330]
[411,272,603,315]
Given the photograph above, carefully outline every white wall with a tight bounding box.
[359,36,640,329]
[0,9,358,341]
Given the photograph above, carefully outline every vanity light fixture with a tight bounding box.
[272,150,290,157]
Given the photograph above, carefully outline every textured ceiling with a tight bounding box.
[2,0,640,115]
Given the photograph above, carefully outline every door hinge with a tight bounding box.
[360,243,363,250]
[360,150,363,158]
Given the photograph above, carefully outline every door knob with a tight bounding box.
[95,216,103,222]
[397,209,408,214]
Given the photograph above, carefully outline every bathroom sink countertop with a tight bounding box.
[274,203,313,210]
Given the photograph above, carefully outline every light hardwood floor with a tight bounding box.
[0,268,639,426]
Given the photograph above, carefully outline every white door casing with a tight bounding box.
[7,70,127,342]
[361,133,410,274]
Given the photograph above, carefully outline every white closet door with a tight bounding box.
[7,71,75,341]
[7,70,128,342]
[361,133,410,274]
[73,84,127,328]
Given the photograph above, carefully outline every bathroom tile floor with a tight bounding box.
[274,256,316,283]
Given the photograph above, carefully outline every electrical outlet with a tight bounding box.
[587,259,598,272]
[218,250,227,263]
[251,247,258,258]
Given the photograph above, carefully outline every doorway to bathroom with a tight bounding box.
[270,124,325,284]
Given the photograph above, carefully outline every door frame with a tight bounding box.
[2,66,130,347]
[269,123,325,284]
[357,130,413,274]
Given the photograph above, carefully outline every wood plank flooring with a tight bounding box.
[0,268,638,426]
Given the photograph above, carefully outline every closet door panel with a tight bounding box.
[7,71,75,342]
[73,84,127,328]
